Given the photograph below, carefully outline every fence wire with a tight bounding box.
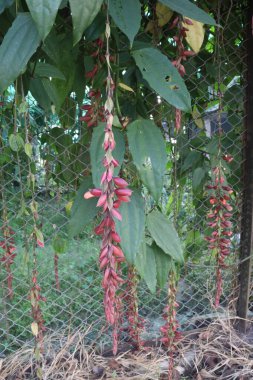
[0,0,251,357]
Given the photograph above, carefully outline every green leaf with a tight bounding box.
[0,13,41,93]
[70,0,103,45]
[24,142,33,158]
[160,0,216,25]
[26,0,62,40]
[84,11,106,41]
[72,59,86,104]
[127,119,166,201]
[109,0,141,46]
[181,150,202,172]
[135,242,157,293]
[147,210,184,263]
[34,62,65,80]
[192,166,206,192]
[50,35,78,110]
[0,0,13,14]
[68,176,98,237]
[9,134,24,152]
[153,243,172,288]
[132,47,191,111]
[115,190,145,264]
[30,77,52,110]
[90,123,125,187]
[43,30,61,63]
[52,235,68,254]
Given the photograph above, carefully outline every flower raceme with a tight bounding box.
[205,158,234,308]
[170,17,195,132]
[0,226,16,299]
[160,273,181,380]
[84,121,132,327]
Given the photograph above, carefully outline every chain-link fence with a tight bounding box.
[0,0,252,358]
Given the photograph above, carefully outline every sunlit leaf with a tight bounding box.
[183,18,205,53]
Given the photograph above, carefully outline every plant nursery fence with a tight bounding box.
[0,0,252,357]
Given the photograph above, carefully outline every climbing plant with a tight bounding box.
[0,0,247,377]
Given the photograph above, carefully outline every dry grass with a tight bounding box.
[0,318,253,380]
[176,318,253,379]
[0,326,167,380]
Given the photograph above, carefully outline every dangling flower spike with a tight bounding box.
[84,5,132,355]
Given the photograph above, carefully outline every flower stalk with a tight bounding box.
[0,222,16,300]
[170,16,195,132]
[125,266,144,349]
[84,10,131,355]
[206,155,234,308]
[160,271,181,380]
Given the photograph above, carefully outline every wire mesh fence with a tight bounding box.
[0,0,252,358]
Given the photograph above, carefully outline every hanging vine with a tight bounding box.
[84,5,132,355]
[125,265,144,349]
[205,1,234,308]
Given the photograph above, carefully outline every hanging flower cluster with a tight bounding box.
[30,268,46,346]
[205,155,234,308]
[0,226,16,299]
[170,17,195,132]
[160,272,181,380]
[84,18,131,355]
[125,266,145,349]
[79,39,104,128]
[80,89,105,128]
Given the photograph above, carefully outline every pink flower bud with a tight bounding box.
[84,191,94,199]
[112,158,119,167]
[112,245,124,258]
[94,225,104,235]
[107,167,113,182]
[183,18,194,25]
[117,195,130,202]
[182,50,195,57]
[37,240,44,248]
[90,188,102,197]
[113,200,121,209]
[101,171,107,184]
[113,177,129,188]
[100,256,109,269]
[111,232,121,243]
[97,193,107,207]
[111,208,122,221]
[115,188,132,197]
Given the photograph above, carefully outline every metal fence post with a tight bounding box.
[236,1,253,332]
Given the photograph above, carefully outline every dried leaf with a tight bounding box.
[118,82,135,92]
[31,321,39,336]
[183,18,205,53]
[199,369,217,378]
